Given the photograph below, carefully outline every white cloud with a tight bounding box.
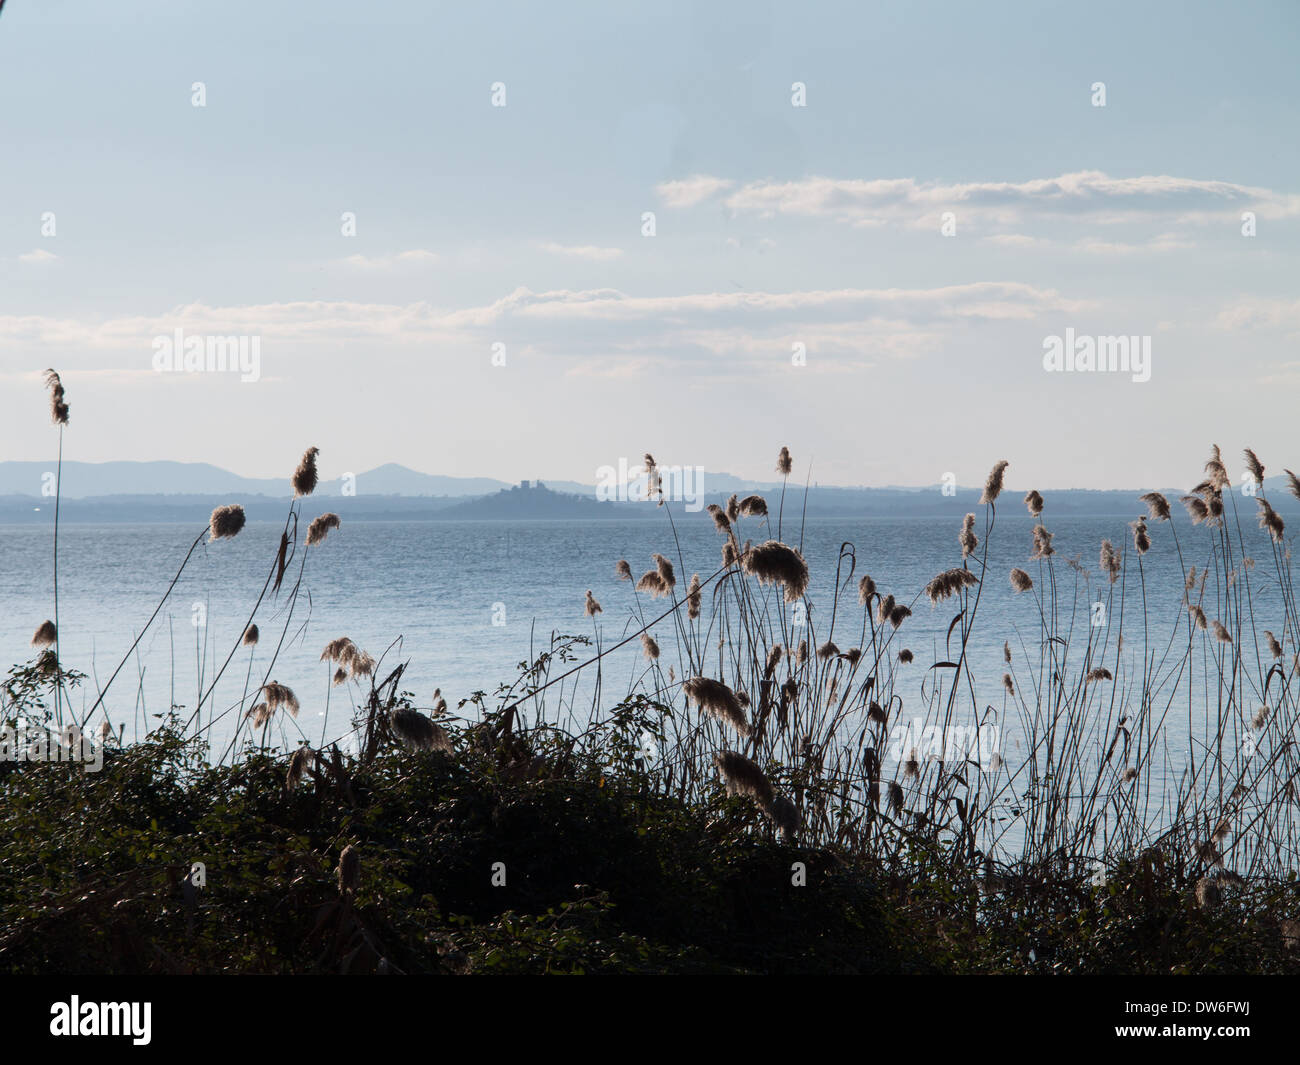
[666,170,1298,232]
[0,282,1087,375]
[469,281,1085,327]
[1258,361,1300,385]
[18,248,59,264]
[655,175,736,207]
[1074,233,1194,255]
[982,231,1197,253]
[538,242,624,262]
[983,234,1045,248]
[1215,297,1300,334]
[340,249,439,269]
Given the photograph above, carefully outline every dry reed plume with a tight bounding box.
[924,567,978,604]
[685,677,750,737]
[653,553,676,590]
[713,750,774,808]
[208,504,246,541]
[980,460,1008,504]
[293,447,320,498]
[388,707,453,752]
[337,844,360,896]
[741,541,809,603]
[1140,492,1171,521]
[260,681,300,716]
[286,745,316,790]
[43,369,69,425]
[306,512,341,546]
[636,570,669,597]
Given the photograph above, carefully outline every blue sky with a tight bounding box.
[2,0,1298,491]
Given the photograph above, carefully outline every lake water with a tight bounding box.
[0,509,1289,780]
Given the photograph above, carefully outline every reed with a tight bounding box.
[11,390,1300,962]
[42,370,69,726]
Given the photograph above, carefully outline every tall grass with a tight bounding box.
[41,370,69,727]
[565,448,1300,895]
[6,377,1300,931]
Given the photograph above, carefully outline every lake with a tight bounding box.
[0,508,1288,781]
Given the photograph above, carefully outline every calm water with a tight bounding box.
[0,513,1288,766]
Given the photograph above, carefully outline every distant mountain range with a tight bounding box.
[0,460,780,500]
[0,461,517,499]
[1,460,1296,525]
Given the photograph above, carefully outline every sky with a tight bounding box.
[1,0,1298,492]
